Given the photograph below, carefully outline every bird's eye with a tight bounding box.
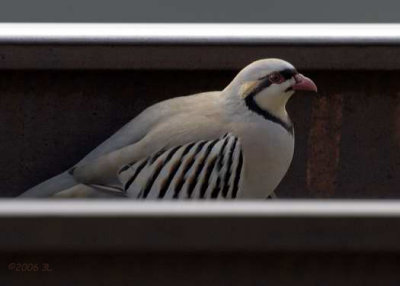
[269,72,284,84]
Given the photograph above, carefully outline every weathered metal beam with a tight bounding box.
[307,94,344,197]
[0,24,399,70]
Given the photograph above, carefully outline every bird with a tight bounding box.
[20,58,317,199]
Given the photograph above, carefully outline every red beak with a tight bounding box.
[292,74,318,92]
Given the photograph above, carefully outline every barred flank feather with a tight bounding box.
[118,133,243,200]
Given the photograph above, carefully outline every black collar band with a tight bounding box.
[244,69,295,135]
[244,94,293,135]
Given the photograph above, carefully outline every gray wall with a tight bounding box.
[0,0,400,22]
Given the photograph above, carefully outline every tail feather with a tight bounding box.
[19,171,77,198]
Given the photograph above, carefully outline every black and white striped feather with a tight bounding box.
[118,133,243,199]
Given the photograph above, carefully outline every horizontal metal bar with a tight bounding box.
[0,24,400,45]
[2,200,400,253]
[1,200,400,217]
[0,24,400,70]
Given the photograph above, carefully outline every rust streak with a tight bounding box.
[306,94,344,198]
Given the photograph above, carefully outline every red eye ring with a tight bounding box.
[268,72,284,84]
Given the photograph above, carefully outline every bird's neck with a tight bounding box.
[222,88,293,134]
[245,91,293,133]
[245,95,293,134]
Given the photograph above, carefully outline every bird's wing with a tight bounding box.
[21,91,222,197]
[76,91,222,166]
[117,133,243,199]
[71,108,230,188]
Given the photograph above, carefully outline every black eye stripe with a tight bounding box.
[248,68,299,98]
[279,69,298,80]
[258,68,298,81]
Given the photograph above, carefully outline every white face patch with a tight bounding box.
[249,76,296,122]
[254,87,294,119]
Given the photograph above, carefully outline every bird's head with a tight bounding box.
[224,58,317,121]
